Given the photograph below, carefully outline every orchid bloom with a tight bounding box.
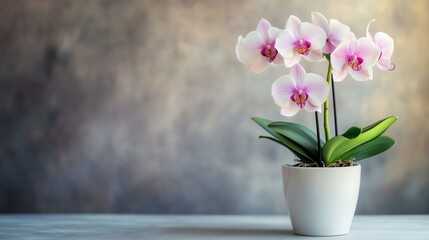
[331,33,380,81]
[272,64,329,117]
[366,20,395,71]
[311,12,350,54]
[275,16,327,67]
[235,18,283,73]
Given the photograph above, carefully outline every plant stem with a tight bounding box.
[331,74,338,136]
[324,60,333,142]
[315,112,322,166]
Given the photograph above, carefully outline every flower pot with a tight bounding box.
[282,164,361,236]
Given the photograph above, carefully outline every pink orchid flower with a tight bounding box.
[235,18,283,73]
[275,15,327,67]
[272,64,329,117]
[311,12,350,54]
[366,20,395,71]
[331,33,380,81]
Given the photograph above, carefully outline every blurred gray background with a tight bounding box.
[0,0,428,214]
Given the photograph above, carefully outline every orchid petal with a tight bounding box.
[377,58,390,70]
[235,34,268,73]
[329,19,350,47]
[273,53,284,64]
[236,20,287,73]
[235,36,260,66]
[366,19,375,40]
[304,49,324,62]
[281,101,300,117]
[275,29,296,58]
[348,67,371,81]
[355,37,379,69]
[247,58,270,73]
[347,33,357,53]
[286,15,302,37]
[235,36,245,63]
[374,32,394,59]
[367,20,395,70]
[235,32,262,64]
[268,27,281,43]
[283,52,301,68]
[257,18,271,44]
[332,64,348,82]
[290,64,306,88]
[303,73,329,105]
[311,12,329,34]
[331,39,350,70]
[323,41,336,54]
[304,100,322,113]
[272,75,297,106]
[300,22,327,50]
[368,68,373,80]
[239,31,263,52]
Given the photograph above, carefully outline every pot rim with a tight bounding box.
[282,163,360,170]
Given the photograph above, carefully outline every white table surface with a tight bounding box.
[0,215,428,239]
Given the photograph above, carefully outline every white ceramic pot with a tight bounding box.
[282,164,361,236]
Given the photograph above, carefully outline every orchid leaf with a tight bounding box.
[258,136,312,162]
[252,117,315,163]
[322,116,398,164]
[342,127,362,139]
[268,121,324,159]
[338,136,396,161]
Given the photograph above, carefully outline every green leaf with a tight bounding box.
[260,135,314,162]
[268,121,323,160]
[338,136,396,161]
[322,116,398,164]
[342,127,362,139]
[252,117,315,163]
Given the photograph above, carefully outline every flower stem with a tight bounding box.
[331,74,338,136]
[324,60,333,142]
[315,112,323,166]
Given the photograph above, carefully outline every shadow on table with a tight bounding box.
[165,226,295,237]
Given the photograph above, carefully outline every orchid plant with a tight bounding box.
[236,12,397,167]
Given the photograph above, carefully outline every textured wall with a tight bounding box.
[0,0,428,214]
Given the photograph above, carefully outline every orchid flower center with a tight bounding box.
[348,55,364,71]
[290,89,308,108]
[296,39,311,56]
[260,44,278,62]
